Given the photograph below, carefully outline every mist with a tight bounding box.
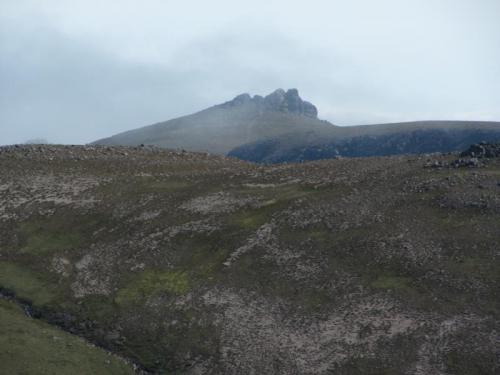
[1,0,499,145]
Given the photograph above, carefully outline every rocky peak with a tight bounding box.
[231,93,252,105]
[224,88,318,118]
[264,88,318,118]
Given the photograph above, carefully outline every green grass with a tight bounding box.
[0,262,59,306]
[97,176,192,199]
[132,179,191,194]
[121,308,219,373]
[446,257,500,282]
[230,183,328,230]
[174,238,232,282]
[0,299,134,375]
[330,333,419,374]
[115,270,190,305]
[20,221,83,254]
[445,350,500,375]
[279,226,333,247]
[371,275,413,291]
[17,213,110,255]
[232,204,278,230]
[226,250,333,312]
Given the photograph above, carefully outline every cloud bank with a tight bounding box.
[1,0,499,144]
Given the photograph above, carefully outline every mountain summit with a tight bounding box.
[221,89,318,118]
[93,89,333,154]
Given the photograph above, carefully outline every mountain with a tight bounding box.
[94,88,500,162]
[229,121,500,163]
[1,144,499,373]
[93,88,334,154]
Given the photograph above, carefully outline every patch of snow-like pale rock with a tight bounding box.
[203,289,422,374]
[180,192,258,214]
[223,223,275,266]
[71,253,112,298]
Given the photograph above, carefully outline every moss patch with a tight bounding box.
[98,177,192,198]
[18,213,109,255]
[122,308,219,373]
[446,257,500,282]
[279,226,333,247]
[167,231,243,285]
[115,270,190,305]
[0,299,134,375]
[446,350,500,375]
[231,206,276,230]
[371,275,413,291]
[20,221,83,254]
[231,183,325,230]
[0,262,59,306]
[226,250,333,312]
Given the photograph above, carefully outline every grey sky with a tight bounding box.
[1,0,499,145]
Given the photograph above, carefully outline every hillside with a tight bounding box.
[94,89,500,163]
[93,89,334,154]
[229,121,500,163]
[0,298,135,374]
[1,144,499,374]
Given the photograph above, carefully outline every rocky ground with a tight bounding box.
[0,144,499,374]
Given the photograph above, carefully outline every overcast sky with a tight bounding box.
[1,0,499,145]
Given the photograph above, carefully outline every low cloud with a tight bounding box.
[1,1,499,145]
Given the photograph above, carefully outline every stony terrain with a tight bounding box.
[1,144,499,374]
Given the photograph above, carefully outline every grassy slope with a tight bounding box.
[0,299,134,375]
[93,104,337,154]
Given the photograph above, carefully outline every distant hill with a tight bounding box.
[93,88,334,154]
[94,89,500,162]
[229,121,500,163]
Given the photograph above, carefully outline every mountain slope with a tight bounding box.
[1,144,499,374]
[229,121,500,163]
[94,89,334,154]
[94,88,500,162]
